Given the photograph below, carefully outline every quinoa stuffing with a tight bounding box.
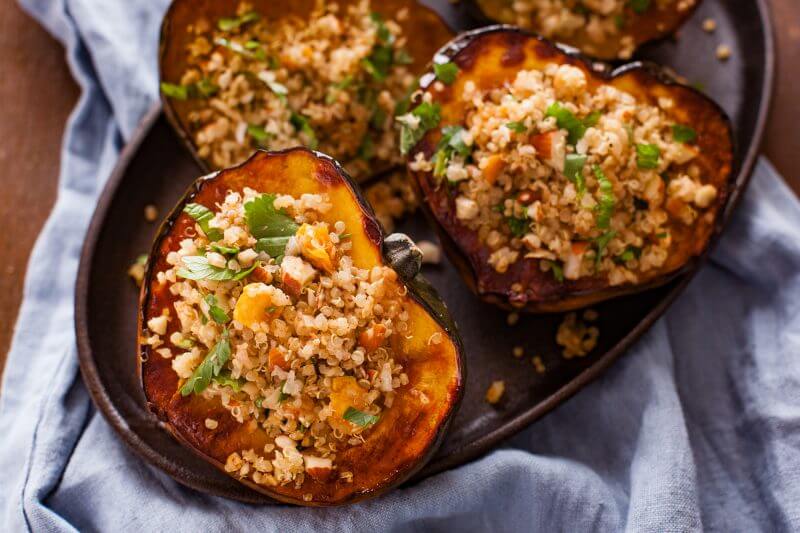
[493,0,697,59]
[162,0,416,181]
[142,188,415,488]
[407,63,719,287]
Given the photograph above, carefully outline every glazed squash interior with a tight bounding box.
[159,0,454,178]
[139,149,463,505]
[473,0,700,60]
[407,29,733,311]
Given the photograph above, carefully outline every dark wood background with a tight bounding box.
[0,1,798,379]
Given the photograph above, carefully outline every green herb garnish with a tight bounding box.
[506,121,527,133]
[433,61,459,84]
[594,231,617,266]
[290,112,318,149]
[549,261,564,283]
[672,124,697,143]
[546,102,587,145]
[213,371,244,392]
[564,154,588,196]
[211,243,239,256]
[398,102,441,154]
[343,406,380,427]
[217,12,259,31]
[180,329,231,396]
[160,80,219,100]
[247,124,272,145]
[593,165,615,229]
[506,216,530,237]
[244,193,299,259]
[177,257,258,281]
[204,294,230,324]
[183,203,223,241]
[636,143,661,169]
[618,246,642,263]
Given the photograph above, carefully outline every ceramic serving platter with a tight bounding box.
[75,0,773,503]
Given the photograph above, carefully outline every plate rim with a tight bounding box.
[74,0,775,503]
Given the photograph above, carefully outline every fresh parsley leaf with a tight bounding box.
[432,126,470,179]
[593,165,615,229]
[564,154,588,196]
[394,79,419,116]
[672,124,697,143]
[160,82,188,100]
[656,232,669,239]
[546,102,587,145]
[629,0,651,14]
[506,121,527,133]
[290,112,318,149]
[204,294,230,324]
[247,124,272,145]
[245,193,299,239]
[211,243,239,255]
[583,111,601,128]
[135,254,148,266]
[212,370,244,391]
[177,256,258,281]
[549,261,564,283]
[398,102,441,154]
[594,231,617,266]
[180,329,231,396]
[244,193,299,259]
[161,80,219,100]
[184,203,223,241]
[343,406,380,427]
[614,14,626,29]
[370,12,395,45]
[618,246,642,263]
[433,61,459,84]
[636,143,661,169]
[217,11,259,32]
[362,46,394,81]
[506,216,530,237]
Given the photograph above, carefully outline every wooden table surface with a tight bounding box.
[0,1,798,379]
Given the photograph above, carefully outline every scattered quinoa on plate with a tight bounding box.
[143,187,415,488]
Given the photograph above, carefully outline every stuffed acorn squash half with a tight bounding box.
[159,0,453,181]
[470,0,701,60]
[401,27,733,312]
[138,148,464,505]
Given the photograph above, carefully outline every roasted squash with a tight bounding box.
[159,0,454,180]
[138,148,464,505]
[403,28,733,312]
[471,0,701,60]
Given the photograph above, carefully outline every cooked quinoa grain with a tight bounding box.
[410,63,718,286]
[497,0,696,59]
[485,380,505,404]
[145,187,413,487]
[556,312,599,358]
[163,1,415,181]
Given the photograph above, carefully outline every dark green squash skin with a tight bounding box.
[138,147,465,506]
[406,26,736,313]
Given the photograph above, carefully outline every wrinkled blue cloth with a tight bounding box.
[3,0,799,531]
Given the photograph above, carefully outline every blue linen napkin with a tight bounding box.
[3,0,799,531]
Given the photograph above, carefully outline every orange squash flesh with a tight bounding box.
[139,148,464,505]
[407,28,734,312]
[159,0,454,179]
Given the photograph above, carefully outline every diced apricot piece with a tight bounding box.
[481,154,505,185]
[530,132,554,159]
[328,376,369,434]
[358,323,388,352]
[268,347,291,372]
[233,283,288,328]
[296,223,335,273]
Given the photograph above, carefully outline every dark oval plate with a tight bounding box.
[76,0,773,504]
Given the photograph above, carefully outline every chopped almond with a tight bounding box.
[280,255,316,296]
[303,455,333,481]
